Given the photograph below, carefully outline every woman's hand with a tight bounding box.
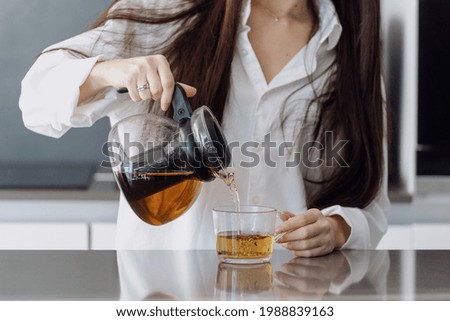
[79,55,197,110]
[275,209,351,258]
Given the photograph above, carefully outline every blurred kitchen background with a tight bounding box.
[0,0,449,250]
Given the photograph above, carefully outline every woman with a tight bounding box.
[19,0,390,257]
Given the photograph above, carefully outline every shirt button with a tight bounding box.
[242,49,248,56]
[251,196,260,204]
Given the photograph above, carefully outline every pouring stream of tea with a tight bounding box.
[215,167,242,235]
[215,167,241,212]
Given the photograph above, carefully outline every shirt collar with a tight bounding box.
[240,0,342,51]
[318,0,342,51]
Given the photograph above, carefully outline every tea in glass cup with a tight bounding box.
[213,205,277,264]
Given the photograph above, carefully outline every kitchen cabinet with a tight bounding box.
[377,224,450,250]
[378,191,450,250]
[413,224,450,249]
[0,199,118,250]
[90,223,117,250]
[0,176,119,250]
[0,222,117,250]
[0,223,89,250]
[377,225,413,250]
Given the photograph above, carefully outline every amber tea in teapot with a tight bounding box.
[115,170,201,226]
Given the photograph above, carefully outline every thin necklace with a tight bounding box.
[256,1,281,22]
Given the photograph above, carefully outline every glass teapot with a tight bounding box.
[108,84,231,226]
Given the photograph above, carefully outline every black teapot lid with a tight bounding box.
[172,84,231,181]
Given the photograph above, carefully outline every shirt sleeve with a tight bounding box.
[321,180,390,249]
[18,15,131,139]
[321,103,391,249]
[19,50,119,138]
[19,0,177,139]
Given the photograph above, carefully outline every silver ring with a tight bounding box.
[136,83,150,92]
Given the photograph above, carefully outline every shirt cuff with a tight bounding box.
[321,205,371,249]
[49,55,101,127]
[20,52,113,138]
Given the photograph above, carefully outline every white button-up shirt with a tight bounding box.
[19,0,390,250]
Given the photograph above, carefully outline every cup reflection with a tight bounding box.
[215,263,274,300]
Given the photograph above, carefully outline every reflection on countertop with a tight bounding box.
[118,251,450,301]
[2,250,444,301]
[117,250,393,301]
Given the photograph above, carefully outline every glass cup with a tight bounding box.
[212,205,278,264]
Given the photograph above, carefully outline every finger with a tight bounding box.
[278,222,324,243]
[127,80,142,102]
[178,83,197,97]
[279,211,295,222]
[275,212,295,240]
[156,56,175,111]
[137,76,152,101]
[275,209,322,234]
[282,233,325,252]
[146,67,161,101]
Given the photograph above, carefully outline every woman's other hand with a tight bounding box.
[79,55,197,111]
[275,209,351,258]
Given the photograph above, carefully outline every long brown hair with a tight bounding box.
[85,0,386,209]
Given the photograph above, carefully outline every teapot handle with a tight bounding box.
[116,84,192,122]
[171,83,193,122]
